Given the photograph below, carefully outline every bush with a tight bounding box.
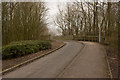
[2,40,51,59]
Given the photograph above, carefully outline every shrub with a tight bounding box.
[2,40,51,59]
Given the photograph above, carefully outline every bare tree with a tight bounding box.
[2,2,49,45]
[55,1,118,46]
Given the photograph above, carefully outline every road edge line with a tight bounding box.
[1,42,66,75]
[103,46,113,79]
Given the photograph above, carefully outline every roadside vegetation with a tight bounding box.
[2,2,49,46]
[2,40,51,59]
[1,2,52,59]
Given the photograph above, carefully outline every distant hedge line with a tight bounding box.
[2,40,52,59]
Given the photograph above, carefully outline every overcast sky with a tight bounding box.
[46,2,66,35]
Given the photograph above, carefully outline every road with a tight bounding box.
[3,41,110,78]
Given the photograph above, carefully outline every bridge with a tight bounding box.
[73,36,105,43]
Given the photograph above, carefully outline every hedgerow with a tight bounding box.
[2,40,51,59]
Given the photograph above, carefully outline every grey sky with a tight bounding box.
[46,2,66,35]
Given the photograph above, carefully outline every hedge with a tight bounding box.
[1,40,52,59]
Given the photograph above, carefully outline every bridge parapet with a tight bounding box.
[73,36,105,43]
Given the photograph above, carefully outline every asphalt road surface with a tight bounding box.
[3,41,110,78]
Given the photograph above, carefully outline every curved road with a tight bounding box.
[3,41,110,78]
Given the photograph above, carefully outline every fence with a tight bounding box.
[73,36,105,43]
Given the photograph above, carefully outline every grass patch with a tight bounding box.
[1,40,51,59]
